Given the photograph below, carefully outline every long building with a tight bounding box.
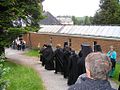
[24,25,120,59]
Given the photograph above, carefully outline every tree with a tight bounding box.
[0,0,44,54]
[93,0,120,25]
[72,16,93,25]
[72,16,84,25]
[89,16,94,24]
[0,54,10,90]
[84,16,91,25]
[72,16,79,25]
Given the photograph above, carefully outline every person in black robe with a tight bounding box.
[43,44,54,70]
[54,44,64,74]
[63,45,71,78]
[77,43,92,78]
[39,44,47,66]
[78,49,83,58]
[67,50,79,86]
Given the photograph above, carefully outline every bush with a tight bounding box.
[0,54,10,90]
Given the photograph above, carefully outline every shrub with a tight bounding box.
[0,54,10,90]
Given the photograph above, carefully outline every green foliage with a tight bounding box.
[72,16,92,25]
[72,16,81,25]
[0,28,27,48]
[0,54,10,90]
[84,16,91,25]
[0,0,44,53]
[93,0,120,25]
[4,61,45,90]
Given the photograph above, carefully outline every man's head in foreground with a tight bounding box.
[85,52,112,80]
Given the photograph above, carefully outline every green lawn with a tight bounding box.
[112,63,120,84]
[4,61,45,90]
[25,49,39,57]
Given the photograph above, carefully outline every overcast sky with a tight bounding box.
[42,0,100,17]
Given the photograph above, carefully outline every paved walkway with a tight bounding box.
[5,48,119,90]
[5,48,68,90]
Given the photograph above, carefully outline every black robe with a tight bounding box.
[78,50,82,58]
[39,46,47,66]
[63,48,71,78]
[77,43,92,78]
[67,52,79,85]
[43,45,54,70]
[54,48,64,73]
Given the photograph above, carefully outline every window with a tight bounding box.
[69,38,72,46]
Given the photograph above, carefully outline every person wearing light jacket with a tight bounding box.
[107,45,117,78]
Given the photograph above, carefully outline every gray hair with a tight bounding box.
[85,52,112,80]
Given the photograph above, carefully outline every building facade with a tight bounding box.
[24,25,120,59]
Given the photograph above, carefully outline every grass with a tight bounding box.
[4,61,45,90]
[112,63,120,84]
[25,49,39,57]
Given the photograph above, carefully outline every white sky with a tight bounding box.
[42,0,100,17]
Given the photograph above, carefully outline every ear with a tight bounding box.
[86,68,91,78]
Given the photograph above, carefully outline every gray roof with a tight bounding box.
[39,12,61,25]
[38,25,120,39]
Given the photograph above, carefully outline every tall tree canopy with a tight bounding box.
[72,16,82,25]
[0,0,44,54]
[72,16,92,25]
[93,0,120,25]
[84,16,91,25]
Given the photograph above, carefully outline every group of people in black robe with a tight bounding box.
[39,41,102,86]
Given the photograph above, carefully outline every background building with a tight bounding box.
[39,11,61,25]
[24,25,120,59]
[56,16,73,25]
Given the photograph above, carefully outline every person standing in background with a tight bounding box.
[77,43,92,79]
[67,50,79,86]
[54,44,64,74]
[107,45,117,78]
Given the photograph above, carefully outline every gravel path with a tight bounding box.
[5,48,119,90]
